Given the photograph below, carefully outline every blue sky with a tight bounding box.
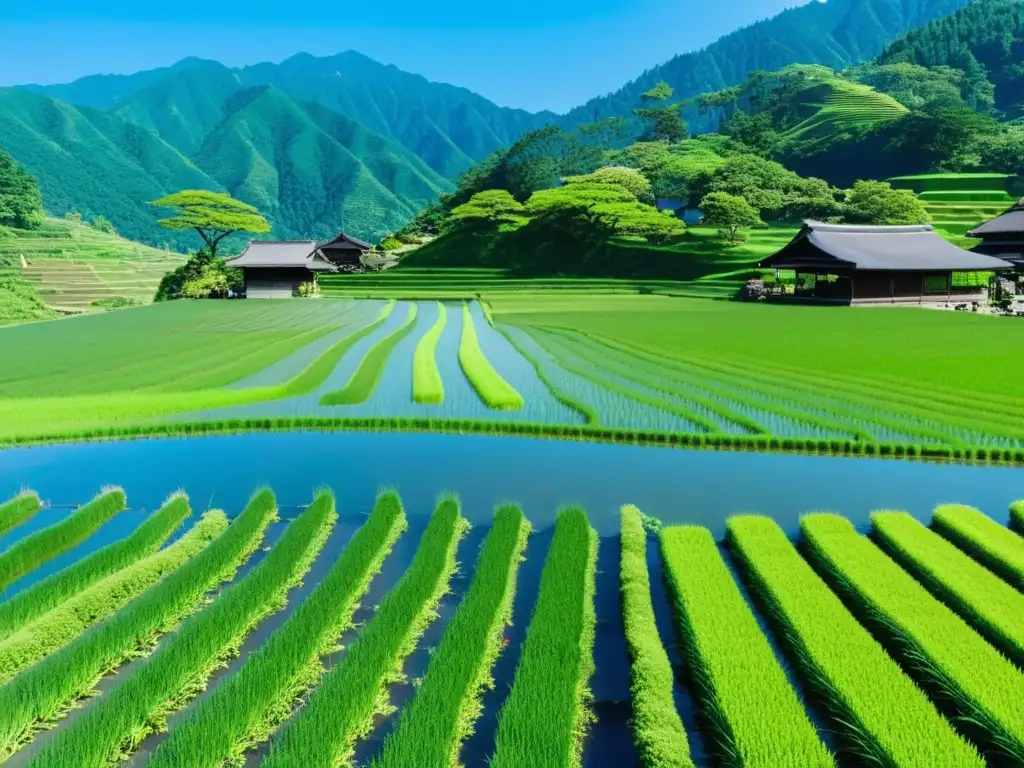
[0,1,800,112]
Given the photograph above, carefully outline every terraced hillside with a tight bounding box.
[779,77,908,144]
[0,218,182,312]
[889,173,1018,236]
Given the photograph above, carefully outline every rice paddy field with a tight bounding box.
[2,294,1024,461]
[888,174,1018,237]
[1,465,1023,768]
[0,218,183,312]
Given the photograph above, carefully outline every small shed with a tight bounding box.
[227,241,336,299]
[760,221,1014,305]
[967,202,1024,270]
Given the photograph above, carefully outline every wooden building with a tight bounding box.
[760,221,1014,305]
[227,232,372,299]
[967,202,1024,270]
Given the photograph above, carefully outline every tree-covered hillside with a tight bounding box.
[562,0,972,130]
[876,0,1024,118]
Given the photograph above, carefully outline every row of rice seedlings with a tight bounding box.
[535,329,761,436]
[31,491,337,766]
[276,302,395,397]
[1012,501,1024,534]
[660,524,834,766]
[495,324,598,424]
[559,329,895,442]
[619,506,693,768]
[373,504,530,768]
[0,511,225,684]
[573,330,948,446]
[872,511,1024,666]
[376,505,532,768]
[0,493,191,640]
[458,303,524,411]
[497,328,699,431]
[0,491,41,538]
[0,489,277,761]
[413,302,447,405]
[525,331,717,434]
[263,497,469,768]
[490,507,598,768]
[931,504,1024,592]
[677,347,1024,447]
[727,516,982,767]
[320,303,420,406]
[480,301,496,328]
[550,328,883,443]
[149,490,407,768]
[801,513,1024,759]
[0,487,126,590]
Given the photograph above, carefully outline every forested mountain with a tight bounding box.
[563,0,973,129]
[26,52,553,180]
[876,0,1024,118]
[193,85,449,241]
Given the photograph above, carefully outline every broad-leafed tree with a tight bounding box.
[151,190,270,258]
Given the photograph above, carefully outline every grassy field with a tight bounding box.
[0,218,183,312]
[888,173,1017,236]
[1,489,1022,765]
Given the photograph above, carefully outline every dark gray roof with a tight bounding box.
[320,231,372,251]
[761,221,1015,272]
[968,203,1024,237]
[227,241,337,271]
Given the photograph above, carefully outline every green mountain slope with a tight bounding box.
[193,85,452,242]
[877,0,1024,117]
[111,61,245,155]
[564,0,972,129]
[0,88,221,250]
[26,51,554,181]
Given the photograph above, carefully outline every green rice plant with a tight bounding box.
[263,496,468,768]
[373,504,530,768]
[727,515,982,767]
[490,507,597,768]
[495,324,598,424]
[458,302,524,411]
[0,510,225,684]
[932,504,1024,591]
[872,511,1024,665]
[30,490,336,767]
[149,490,407,768]
[619,506,693,768]
[660,524,833,767]
[1011,500,1024,535]
[0,487,126,590]
[527,331,719,433]
[0,488,277,761]
[278,302,395,397]
[481,301,496,328]
[0,491,41,538]
[801,513,1024,760]
[413,302,446,405]
[320,303,419,405]
[0,493,190,640]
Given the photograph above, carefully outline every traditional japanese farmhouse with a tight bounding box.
[227,231,373,298]
[967,201,1024,270]
[760,221,1014,305]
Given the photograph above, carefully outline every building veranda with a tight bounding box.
[227,231,372,299]
[759,221,1014,306]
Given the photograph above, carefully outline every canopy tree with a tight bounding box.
[634,81,688,144]
[700,192,763,243]
[842,180,931,226]
[451,190,528,228]
[151,190,270,258]
[563,166,655,205]
[0,148,44,230]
